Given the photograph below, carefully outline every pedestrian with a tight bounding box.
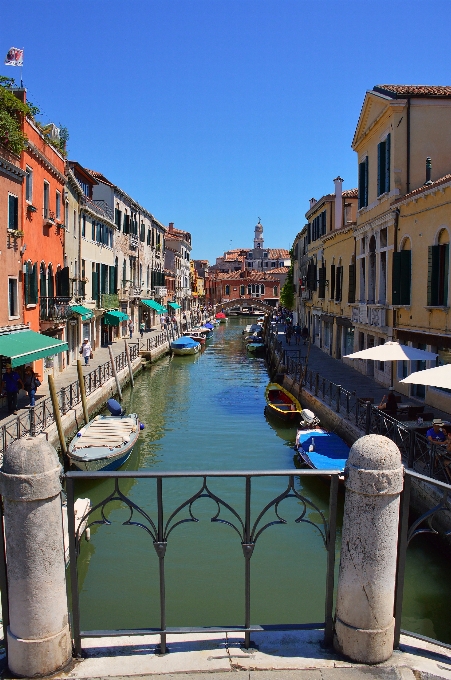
[80,338,93,366]
[139,321,145,338]
[128,320,134,339]
[294,323,302,345]
[301,326,309,345]
[23,366,41,408]
[285,325,293,346]
[2,363,23,415]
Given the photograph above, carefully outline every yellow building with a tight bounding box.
[350,85,451,386]
[392,174,451,411]
[297,177,358,358]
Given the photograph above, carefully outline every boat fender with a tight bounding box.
[140,423,145,430]
[107,399,123,417]
[76,432,82,437]
[85,528,91,541]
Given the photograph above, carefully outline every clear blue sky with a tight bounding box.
[2,1,451,262]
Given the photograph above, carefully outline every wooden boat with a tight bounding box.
[295,428,350,473]
[247,341,265,355]
[183,330,206,345]
[264,383,302,422]
[243,323,262,336]
[68,400,141,471]
[171,336,201,355]
[215,312,227,323]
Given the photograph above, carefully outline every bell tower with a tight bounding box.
[254,218,264,250]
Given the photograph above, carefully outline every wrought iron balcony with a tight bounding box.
[39,296,71,322]
[129,234,139,249]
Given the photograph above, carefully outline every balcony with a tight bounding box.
[129,234,139,249]
[39,296,71,322]
[351,304,387,327]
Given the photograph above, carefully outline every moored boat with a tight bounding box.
[264,383,302,422]
[295,426,350,473]
[247,341,265,355]
[171,336,201,355]
[183,330,206,345]
[68,400,142,471]
[215,312,227,323]
[243,323,262,336]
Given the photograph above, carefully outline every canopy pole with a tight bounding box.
[108,345,122,401]
[48,375,67,456]
[77,360,89,425]
[124,340,134,387]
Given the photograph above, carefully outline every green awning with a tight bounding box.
[69,305,94,321]
[0,330,68,368]
[167,302,181,310]
[141,299,167,314]
[103,310,129,326]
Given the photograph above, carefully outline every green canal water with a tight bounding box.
[73,318,451,643]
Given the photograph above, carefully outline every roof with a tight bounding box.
[267,248,290,259]
[343,188,358,198]
[85,169,115,186]
[373,85,451,98]
[215,271,278,282]
[393,174,451,205]
[270,266,289,274]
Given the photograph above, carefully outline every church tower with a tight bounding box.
[254,219,264,250]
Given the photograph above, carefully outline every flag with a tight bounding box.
[5,48,23,67]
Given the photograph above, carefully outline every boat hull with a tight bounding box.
[68,414,140,472]
[172,344,201,355]
[264,403,300,422]
[264,383,302,422]
[295,428,350,473]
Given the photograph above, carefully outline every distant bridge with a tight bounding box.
[213,299,274,314]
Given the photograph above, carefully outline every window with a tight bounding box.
[123,214,130,234]
[73,209,76,234]
[310,211,327,242]
[273,286,278,297]
[24,261,38,305]
[358,156,368,208]
[377,134,391,196]
[8,194,18,231]
[82,214,86,238]
[392,250,411,305]
[25,167,33,202]
[115,208,122,231]
[122,260,127,286]
[335,266,343,302]
[348,263,356,303]
[240,285,245,295]
[91,220,96,241]
[428,243,449,306]
[307,262,317,291]
[8,278,18,318]
[65,200,69,228]
[56,191,61,220]
[330,264,336,300]
[318,266,326,299]
[43,181,50,218]
[224,285,230,295]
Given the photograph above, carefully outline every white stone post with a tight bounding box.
[334,434,403,664]
[0,436,72,677]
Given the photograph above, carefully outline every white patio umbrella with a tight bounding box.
[400,363,451,389]
[344,341,437,362]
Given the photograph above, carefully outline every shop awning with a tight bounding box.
[0,330,68,368]
[103,310,129,326]
[69,305,94,321]
[141,299,167,314]
[168,302,181,310]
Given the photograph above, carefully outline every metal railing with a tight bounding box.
[0,343,139,454]
[39,296,71,322]
[265,329,450,484]
[65,469,340,656]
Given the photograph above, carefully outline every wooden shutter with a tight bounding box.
[330,265,336,299]
[58,266,70,297]
[30,262,38,304]
[441,243,449,306]
[358,162,365,208]
[399,250,411,305]
[92,271,99,302]
[385,133,391,193]
[348,264,356,303]
[377,143,382,196]
[336,266,343,301]
[392,252,402,305]
[318,266,326,298]
[364,157,369,207]
[427,245,440,306]
[109,266,115,294]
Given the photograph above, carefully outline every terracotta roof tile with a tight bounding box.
[268,248,290,259]
[342,188,358,198]
[85,169,115,186]
[393,174,451,204]
[270,266,289,273]
[374,85,451,98]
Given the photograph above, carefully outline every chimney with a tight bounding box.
[168,222,174,233]
[309,198,317,209]
[424,157,433,186]
[13,88,26,104]
[333,176,344,229]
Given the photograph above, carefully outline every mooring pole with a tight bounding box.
[108,345,122,401]
[48,375,67,456]
[77,360,89,425]
[124,340,134,387]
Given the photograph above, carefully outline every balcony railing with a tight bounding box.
[129,234,139,249]
[39,296,71,322]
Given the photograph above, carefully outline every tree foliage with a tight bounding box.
[280,263,295,310]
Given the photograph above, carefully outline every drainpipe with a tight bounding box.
[391,208,400,386]
[406,98,411,194]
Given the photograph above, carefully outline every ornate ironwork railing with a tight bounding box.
[0,343,139,452]
[39,296,72,322]
[65,469,340,657]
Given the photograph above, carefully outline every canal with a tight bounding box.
[73,317,451,644]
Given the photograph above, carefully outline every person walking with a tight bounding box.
[139,321,145,338]
[128,320,134,339]
[23,366,41,408]
[294,323,302,345]
[80,338,92,366]
[2,364,23,415]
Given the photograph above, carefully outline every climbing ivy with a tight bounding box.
[280,262,295,310]
[0,77,39,155]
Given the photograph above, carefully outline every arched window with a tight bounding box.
[224,284,230,296]
[428,228,450,306]
[47,263,54,298]
[368,235,376,304]
[40,262,47,298]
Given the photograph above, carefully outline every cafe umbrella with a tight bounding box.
[344,341,437,362]
[400,363,451,389]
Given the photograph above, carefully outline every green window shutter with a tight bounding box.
[31,262,38,304]
[330,264,336,299]
[358,162,365,208]
[348,264,356,303]
[92,271,99,301]
[427,245,440,306]
[24,263,30,305]
[442,244,449,306]
[399,250,411,305]
[364,157,369,207]
[336,266,343,301]
[108,266,115,294]
[392,252,401,305]
[385,133,391,193]
[377,143,382,196]
[318,266,326,298]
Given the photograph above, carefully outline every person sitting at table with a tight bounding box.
[426,419,447,444]
[378,387,398,416]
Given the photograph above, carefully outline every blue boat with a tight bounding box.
[295,429,350,473]
[68,400,142,471]
[171,336,201,355]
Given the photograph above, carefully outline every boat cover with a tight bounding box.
[297,430,350,471]
[203,323,214,329]
[171,336,200,349]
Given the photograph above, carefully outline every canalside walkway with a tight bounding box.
[274,326,451,422]
[28,630,451,679]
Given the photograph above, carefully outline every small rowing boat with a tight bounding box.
[171,336,201,355]
[264,382,302,422]
[68,400,142,471]
[295,409,350,473]
[183,330,207,345]
[247,341,265,355]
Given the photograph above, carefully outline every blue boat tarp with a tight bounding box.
[297,431,350,471]
[203,323,214,329]
[171,336,199,349]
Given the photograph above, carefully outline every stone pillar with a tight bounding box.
[334,434,403,664]
[0,436,72,677]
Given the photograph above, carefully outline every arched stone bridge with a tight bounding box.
[214,299,274,314]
